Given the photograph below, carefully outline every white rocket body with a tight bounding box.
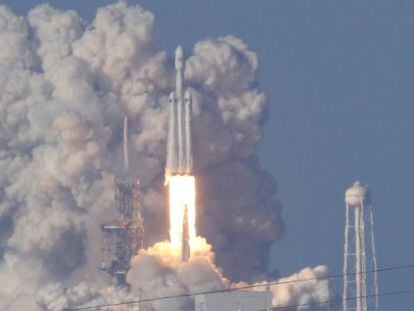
[166,46,193,177]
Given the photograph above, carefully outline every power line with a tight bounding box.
[256,288,414,311]
[65,287,414,311]
[63,263,414,311]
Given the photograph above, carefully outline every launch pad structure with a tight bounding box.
[101,117,144,286]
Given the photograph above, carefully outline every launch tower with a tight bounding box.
[343,181,379,311]
[101,117,144,286]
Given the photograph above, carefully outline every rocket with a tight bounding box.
[181,204,190,263]
[166,46,193,177]
[166,46,194,262]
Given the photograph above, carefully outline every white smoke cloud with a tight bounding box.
[126,238,228,311]
[0,2,331,310]
[248,265,331,310]
[125,240,331,311]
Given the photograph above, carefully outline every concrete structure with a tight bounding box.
[343,181,379,311]
[195,291,273,311]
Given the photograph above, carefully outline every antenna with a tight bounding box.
[123,117,129,170]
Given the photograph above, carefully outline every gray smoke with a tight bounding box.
[0,2,329,310]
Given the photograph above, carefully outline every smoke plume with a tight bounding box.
[0,2,330,310]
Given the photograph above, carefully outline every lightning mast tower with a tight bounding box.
[101,117,144,286]
[343,181,379,311]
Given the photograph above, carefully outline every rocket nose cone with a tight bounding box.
[175,46,184,58]
[175,46,184,70]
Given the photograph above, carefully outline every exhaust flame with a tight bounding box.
[168,175,197,249]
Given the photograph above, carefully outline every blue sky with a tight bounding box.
[4,0,414,309]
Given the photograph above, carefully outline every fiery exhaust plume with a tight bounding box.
[168,175,197,249]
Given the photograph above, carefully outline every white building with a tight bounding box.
[195,290,273,311]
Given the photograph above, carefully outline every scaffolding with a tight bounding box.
[101,118,144,286]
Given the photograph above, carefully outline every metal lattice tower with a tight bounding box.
[101,117,144,286]
[343,181,379,311]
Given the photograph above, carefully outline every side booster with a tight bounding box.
[166,46,193,176]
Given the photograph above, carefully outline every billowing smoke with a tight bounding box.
[0,2,330,310]
[125,240,331,311]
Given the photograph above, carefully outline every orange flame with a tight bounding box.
[168,175,197,250]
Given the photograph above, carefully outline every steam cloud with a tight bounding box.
[0,2,330,310]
